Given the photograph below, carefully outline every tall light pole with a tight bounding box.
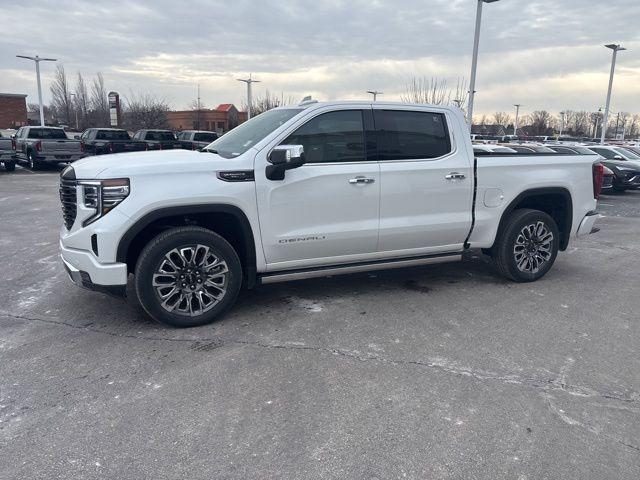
[69,92,79,130]
[513,104,522,136]
[558,111,565,139]
[467,0,500,126]
[600,44,626,144]
[366,90,383,101]
[16,54,57,126]
[237,74,260,120]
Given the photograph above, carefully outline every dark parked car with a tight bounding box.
[176,130,219,150]
[0,131,16,171]
[80,128,147,155]
[132,129,182,150]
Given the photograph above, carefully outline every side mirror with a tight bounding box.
[613,155,624,160]
[74,135,81,140]
[266,145,305,180]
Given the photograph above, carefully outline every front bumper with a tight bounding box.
[577,210,600,238]
[60,241,128,296]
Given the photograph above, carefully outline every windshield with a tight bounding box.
[97,130,130,140]
[615,147,640,159]
[205,108,303,158]
[28,128,67,139]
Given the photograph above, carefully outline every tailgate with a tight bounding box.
[42,140,82,154]
[112,142,146,153]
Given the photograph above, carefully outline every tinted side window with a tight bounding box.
[282,110,365,163]
[591,148,616,159]
[375,110,451,160]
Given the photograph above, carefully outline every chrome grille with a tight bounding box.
[59,178,77,230]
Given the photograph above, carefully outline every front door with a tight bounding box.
[374,107,473,254]
[255,107,380,271]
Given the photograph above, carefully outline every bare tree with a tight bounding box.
[74,72,90,130]
[492,111,512,126]
[529,110,555,136]
[121,92,170,131]
[241,90,295,117]
[50,65,73,126]
[89,73,110,127]
[401,76,468,108]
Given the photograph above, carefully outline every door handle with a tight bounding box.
[445,172,466,180]
[348,176,375,184]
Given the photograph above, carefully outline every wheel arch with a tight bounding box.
[117,204,257,288]
[492,187,573,251]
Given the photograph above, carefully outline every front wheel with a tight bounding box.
[493,209,559,282]
[134,226,242,327]
[4,161,16,172]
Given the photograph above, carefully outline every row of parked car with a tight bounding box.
[0,126,219,171]
[473,142,640,194]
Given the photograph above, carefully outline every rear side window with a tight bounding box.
[194,132,218,142]
[28,128,67,139]
[374,110,451,161]
[96,130,130,140]
[282,110,365,163]
[590,148,617,159]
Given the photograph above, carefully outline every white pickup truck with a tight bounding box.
[59,100,602,327]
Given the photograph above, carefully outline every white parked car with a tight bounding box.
[59,101,602,327]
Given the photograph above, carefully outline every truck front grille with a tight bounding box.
[59,178,77,230]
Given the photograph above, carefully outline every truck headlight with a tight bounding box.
[79,178,130,226]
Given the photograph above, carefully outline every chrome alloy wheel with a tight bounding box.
[152,244,229,316]
[513,221,554,274]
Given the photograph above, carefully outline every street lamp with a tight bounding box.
[366,90,383,101]
[237,74,260,120]
[513,104,522,136]
[467,0,500,126]
[16,54,57,126]
[558,111,565,138]
[600,44,626,144]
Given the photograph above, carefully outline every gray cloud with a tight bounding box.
[1,0,639,115]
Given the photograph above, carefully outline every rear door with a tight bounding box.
[375,107,473,254]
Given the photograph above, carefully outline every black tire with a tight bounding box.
[613,185,627,193]
[28,151,39,170]
[134,226,242,327]
[493,209,559,282]
[4,161,16,172]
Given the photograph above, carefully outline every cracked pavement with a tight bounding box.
[1,167,639,479]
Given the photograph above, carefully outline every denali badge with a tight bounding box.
[279,235,326,244]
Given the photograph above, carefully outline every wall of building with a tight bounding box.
[166,105,247,133]
[0,94,28,129]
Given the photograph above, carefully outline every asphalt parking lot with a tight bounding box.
[1,165,639,480]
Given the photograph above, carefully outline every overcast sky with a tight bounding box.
[1,0,639,117]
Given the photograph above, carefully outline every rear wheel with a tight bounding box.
[134,227,242,327]
[4,161,15,172]
[494,209,559,282]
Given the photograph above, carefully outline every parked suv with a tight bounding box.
[60,101,601,327]
[14,126,84,169]
[177,130,219,150]
[80,128,147,155]
[587,146,640,191]
[132,129,182,150]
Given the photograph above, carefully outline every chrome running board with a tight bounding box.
[259,253,462,285]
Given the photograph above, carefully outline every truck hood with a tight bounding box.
[70,149,251,179]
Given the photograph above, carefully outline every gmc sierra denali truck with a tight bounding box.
[14,126,84,169]
[59,101,602,327]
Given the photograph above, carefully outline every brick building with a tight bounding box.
[0,93,28,129]
[166,104,247,133]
